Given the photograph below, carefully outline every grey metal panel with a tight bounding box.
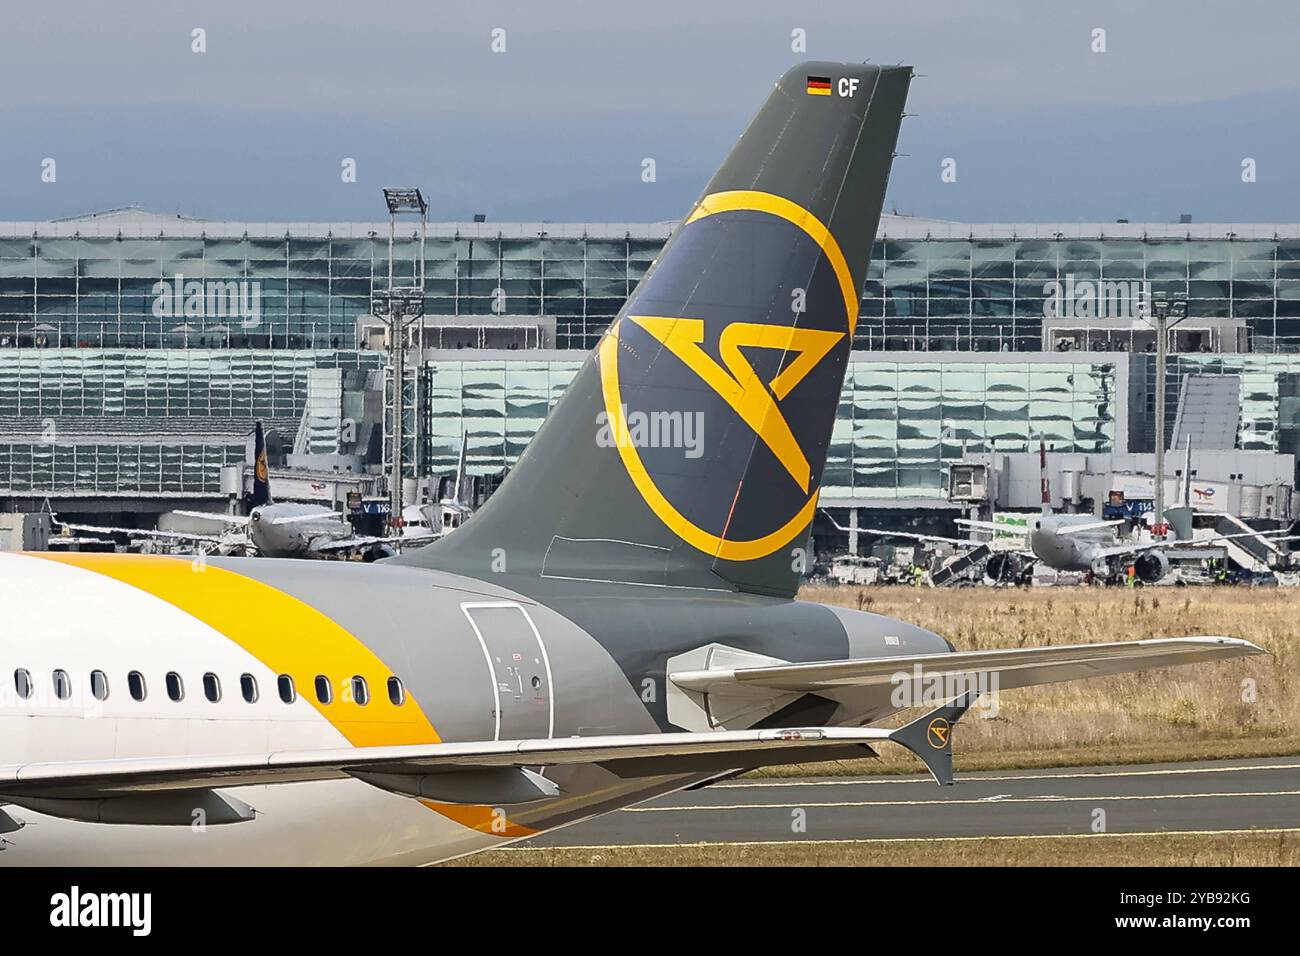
[1170,374,1241,451]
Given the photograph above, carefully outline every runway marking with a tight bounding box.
[512,826,1300,852]
[622,789,1300,812]
[717,761,1300,789]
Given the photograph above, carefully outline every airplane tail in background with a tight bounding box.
[1166,437,1194,541]
[1040,436,1052,516]
[250,421,272,508]
[398,62,911,598]
[452,431,468,507]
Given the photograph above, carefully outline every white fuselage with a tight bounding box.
[1027,514,1115,574]
[0,553,548,865]
[246,503,347,558]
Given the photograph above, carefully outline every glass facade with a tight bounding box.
[3,215,1299,353]
[419,355,1119,502]
[1135,352,1300,459]
[862,237,1300,353]
[0,226,663,352]
[826,359,1117,499]
[2,213,1294,503]
[0,441,247,496]
[424,358,582,478]
[0,349,381,495]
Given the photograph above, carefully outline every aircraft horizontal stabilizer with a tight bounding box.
[668,636,1263,695]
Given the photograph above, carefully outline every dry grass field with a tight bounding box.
[452,830,1300,867]
[772,585,1300,774]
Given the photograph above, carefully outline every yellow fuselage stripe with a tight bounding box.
[32,553,439,747]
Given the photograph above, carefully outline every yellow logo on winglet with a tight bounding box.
[927,717,951,749]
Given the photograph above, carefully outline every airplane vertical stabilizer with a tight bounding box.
[250,421,272,508]
[1039,435,1052,516]
[1165,437,1195,542]
[398,63,910,597]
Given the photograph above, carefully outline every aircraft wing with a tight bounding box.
[866,529,978,546]
[1055,519,1125,536]
[0,698,977,799]
[310,535,394,554]
[955,518,1028,539]
[60,523,224,545]
[668,636,1262,695]
[1097,528,1300,560]
[271,513,345,526]
[171,510,251,527]
[310,533,441,555]
[0,639,1263,812]
[821,509,975,547]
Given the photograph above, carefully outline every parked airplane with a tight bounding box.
[172,423,435,560]
[51,423,392,559]
[401,432,475,541]
[964,440,1294,582]
[0,62,1263,866]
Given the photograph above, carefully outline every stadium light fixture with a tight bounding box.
[383,188,427,215]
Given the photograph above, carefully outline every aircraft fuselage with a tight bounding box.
[0,551,947,865]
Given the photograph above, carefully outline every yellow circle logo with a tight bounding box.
[597,191,857,562]
[926,718,951,750]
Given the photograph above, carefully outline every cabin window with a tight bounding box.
[240,673,258,704]
[277,674,296,704]
[203,672,221,703]
[387,676,405,706]
[14,669,32,700]
[90,669,110,701]
[166,671,185,702]
[128,671,147,702]
[349,676,369,706]
[52,669,71,701]
[314,675,332,705]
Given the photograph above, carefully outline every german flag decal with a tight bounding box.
[806,75,832,96]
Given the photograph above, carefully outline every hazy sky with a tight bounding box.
[2,0,1297,223]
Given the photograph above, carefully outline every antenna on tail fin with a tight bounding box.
[396,62,911,598]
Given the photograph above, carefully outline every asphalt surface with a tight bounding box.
[522,756,1300,847]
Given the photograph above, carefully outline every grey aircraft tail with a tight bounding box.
[398,62,911,597]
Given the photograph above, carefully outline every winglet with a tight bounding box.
[887,690,979,786]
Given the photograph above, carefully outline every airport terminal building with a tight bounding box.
[2,207,1299,533]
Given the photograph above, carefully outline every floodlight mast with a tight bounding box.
[374,187,428,535]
